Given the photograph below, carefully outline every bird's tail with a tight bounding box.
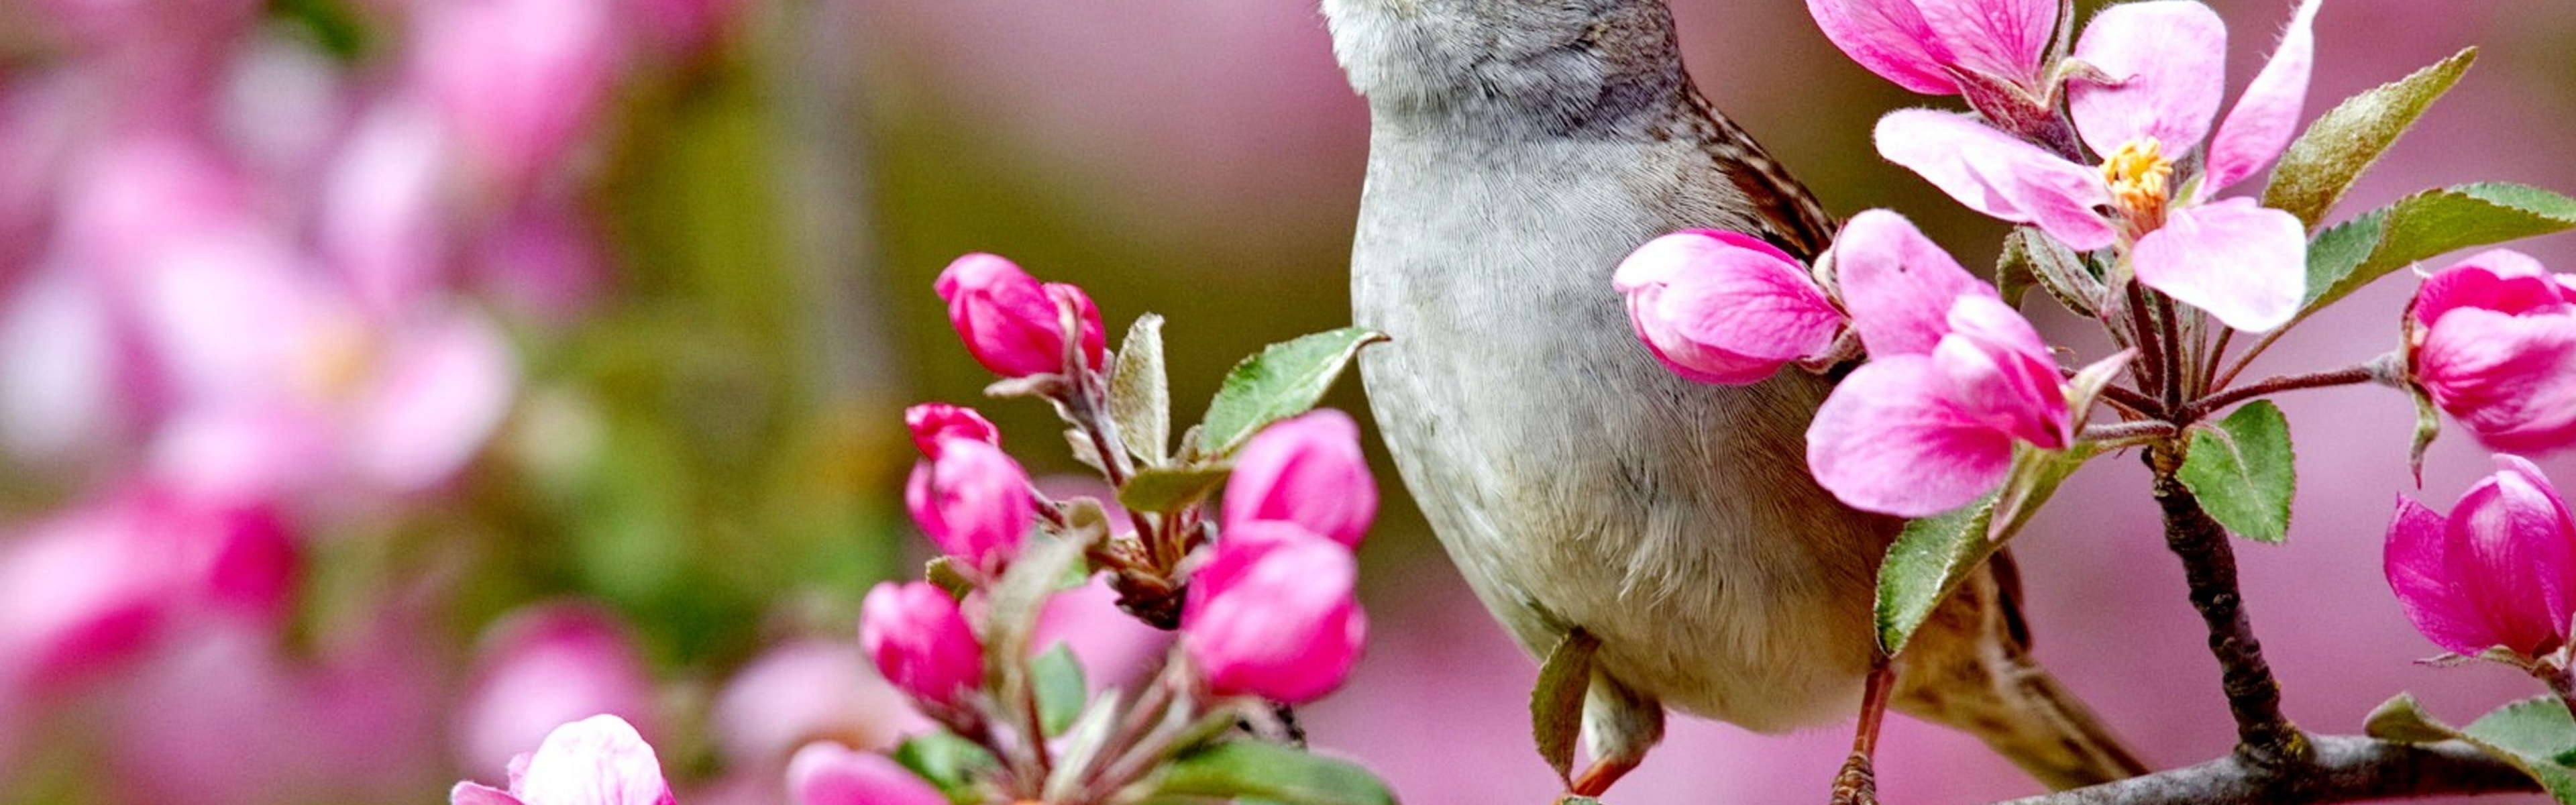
[1952,660,2151,790]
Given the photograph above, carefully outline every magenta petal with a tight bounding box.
[1932,297,2070,449]
[2067,0,2226,157]
[2202,0,2320,195]
[452,782,529,805]
[1874,110,2117,250]
[1831,210,1997,357]
[2450,466,2576,655]
[2416,309,2576,453]
[2415,250,2569,327]
[1806,356,2016,517]
[1808,0,1961,95]
[2384,495,2496,656]
[508,715,676,805]
[1656,258,1843,362]
[786,742,948,805]
[2131,199,2305,332]
[1918,0,2057,87]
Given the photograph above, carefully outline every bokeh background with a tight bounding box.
[1,0,2573,803]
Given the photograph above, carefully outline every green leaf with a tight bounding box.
[924,556,975,600]
[2177,400,2296,543]
[1117,464,1235,514]
[1531,629,1601,785]
[1152,742,1399,805]
[2264,48,2477,229]
[1112,314,1173,464]
[1874,496,2000,655]
[2303,183,2576,314]
[894,731,999,797]
[2410,384,2442,484]
[1995,227,2098,316]
[1199,328,1387,456]
[1030,644,1089,736]
[2363,694,2576,803]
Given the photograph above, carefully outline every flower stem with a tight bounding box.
[2150,445,2309,769]
[2181,366,2379,423]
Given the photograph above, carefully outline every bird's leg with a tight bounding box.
[1568,757,1640,799]
[1830,659,1896,805]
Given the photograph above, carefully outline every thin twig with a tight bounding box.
[2211,325,2293,392]
[2180,366,2378,423]
[2079,421,2177,446]
[2149,447,2306,767]
[1997,735,2534,804]
[2200,327,2235,396]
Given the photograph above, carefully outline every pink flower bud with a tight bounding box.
[903,439,1032,570]
[933,254,1106,378]
[858,582,984,707]
[1221,410,1377,547]
[455,602,659,775]
[903,402,1002,458]
[2408,250,2576,454]
[1612,229,1845,385]
[785,741,947,805]
[2384,455,2576,659]
[449,714,676,805]
[1183,523,1366,704]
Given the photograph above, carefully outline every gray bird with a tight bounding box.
[1323,0,2147,795]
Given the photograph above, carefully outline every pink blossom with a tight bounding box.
[1806,211,2073,517]
[1874,0,2320,332]
[904,437,1033,570]
[1183,521,1366,704]
[934,253,1107,378]
[858,582,984,708]
[2384,455,2576,659]
[903,402,1002,458]
[456,602,661,775]
[414,0,625,193]
[711,640,926,769]
[1613,229,1844,385]
[1221,409,1378,547]
[451,714,678,805]
[473,203,612,322]
[2408,250,2576,454]
[1805,0,2056,96]
[784,742,947,805]
[0,484,294,690]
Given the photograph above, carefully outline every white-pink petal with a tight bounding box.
[1831,209,1997,358]
[2131,198,2306,332]
[506,715,676,805]
[2068,1,2226,158]
[1917,0,2057,87]
[1807,356,2019,517]
[346,307,518,492]
[1807,0,1960,95]
[1874,110,2117,250]
[2202,0,2320,195]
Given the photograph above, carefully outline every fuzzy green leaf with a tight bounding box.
[2373,694,2576,803]
[1199,328,1387,456]
[1532,629,1601,785]
[1153,742,1399,805]
[1111,314,1173,464]
[2363,693,2459,745]
[1116,464,1235,514]
[894,731,998,801]
[1030,644,1089,736]
[2178,401,2296,543]
[2264,48,2476,229]
[1875,496,1999,655]
[2303,183,2576,315]
[1995,227,2097,315]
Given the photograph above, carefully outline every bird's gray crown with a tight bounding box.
[1321,0,1690,136]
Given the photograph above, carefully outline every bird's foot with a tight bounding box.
[1566,757,1638,800]
[1828,749,1878,805]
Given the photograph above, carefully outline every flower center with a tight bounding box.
[2100,138,2174,235]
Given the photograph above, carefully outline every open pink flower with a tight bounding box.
[2385,455,2576,659]
[1183,522,1366,704]
[1222,409,1377,547]
[1806,0,2056,97]
[2408,250,2576,454]
[1614,229,1845,384]
[1807,211,2074,517]
[450,714,677,805]
[1875,0,2319,332]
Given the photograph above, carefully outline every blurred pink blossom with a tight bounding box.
[712,639,928,771]
[1613,229,1844,385]
[934,253,1106,378]
[413,0,625,195]
[0,483,294,691]
[784,741,946,805]
[457,602,662,775]
[2408,249,2576,454]
[451,714,678,805]
[1031,575,1174,690]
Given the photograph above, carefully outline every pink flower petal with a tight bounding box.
[1221,409,1378,547]
[1931,297,2070,450]
[2384,494,2494,657]
[786,742,948,805]
[453,782,529,805]
[348,307,519,492]
[1874,110,2117,250]
[2418,309,2576,453]
[2067,1,2226,158]
[2449,461,2576,655]
[1807,0,1960,95]
[507,714,676,805]
[2201,0,2320,195]
[2131,198,2305,332]
[1829,209,1997,357]
[1805,356,2016,517]
[1918,0,2057,87]
[2416,250,2568,327]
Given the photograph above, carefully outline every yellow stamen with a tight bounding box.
[2099,138,2174,235]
